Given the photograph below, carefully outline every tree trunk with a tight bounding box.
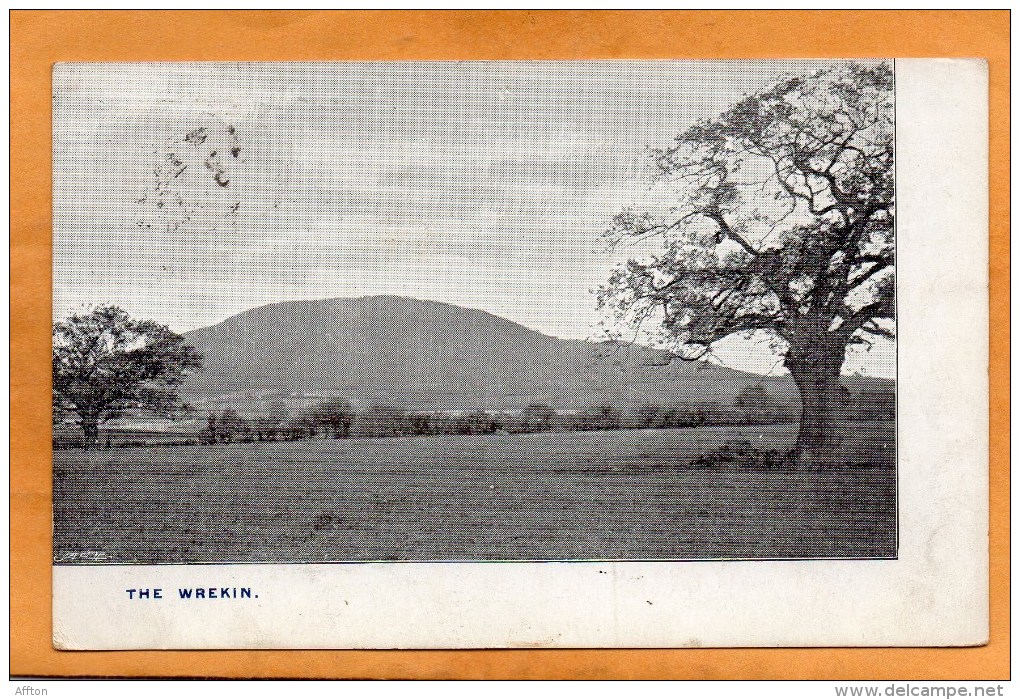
[787,345,848,467]
[80,415,100,450]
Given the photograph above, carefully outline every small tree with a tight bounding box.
[660,403,707,428]
[217,407,249,442]
[253,399,289,441]
[309,398,356,438]
[360,404,406,437]
[600,63,894,464]
[205,411,219,444]
[580,404,623,431]
[52,306,203,449]
[409,412,434,435]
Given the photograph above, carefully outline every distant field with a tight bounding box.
[52,425,202,448]
[53,422,896,563]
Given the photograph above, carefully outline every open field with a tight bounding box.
[53,422,896,562]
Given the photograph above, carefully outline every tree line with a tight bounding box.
[194,384,893,446]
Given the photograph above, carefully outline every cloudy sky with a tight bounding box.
[53,60,893,377]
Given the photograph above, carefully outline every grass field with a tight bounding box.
[53,422,896,563]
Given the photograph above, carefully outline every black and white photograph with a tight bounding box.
[52,60,898,569]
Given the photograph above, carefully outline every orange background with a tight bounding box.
[10,10,1009,679]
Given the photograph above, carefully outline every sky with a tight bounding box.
[53,60,894,377]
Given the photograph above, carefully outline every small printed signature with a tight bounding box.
[54,551,110,563]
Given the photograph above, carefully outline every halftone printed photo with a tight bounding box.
[50,59,986,649]
[53,60,896,564]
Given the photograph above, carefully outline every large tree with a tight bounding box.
[52,306,203,449]
[599,63,894,464]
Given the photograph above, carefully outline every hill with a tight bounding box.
[181,295,888,413]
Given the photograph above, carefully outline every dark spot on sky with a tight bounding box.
[185,127,208,145]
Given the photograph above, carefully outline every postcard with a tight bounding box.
[50,58,987,649]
